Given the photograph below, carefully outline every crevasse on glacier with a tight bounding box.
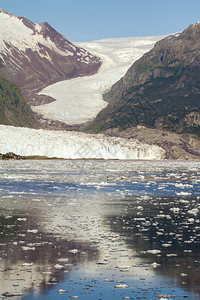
[0,125,165,160]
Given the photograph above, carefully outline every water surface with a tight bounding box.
[0,160,200,299]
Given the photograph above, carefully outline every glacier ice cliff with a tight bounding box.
[0,125,165,160]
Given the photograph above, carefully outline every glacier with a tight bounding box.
[33,35,165,124]
[0,125,165,159]
[0,15,167,160]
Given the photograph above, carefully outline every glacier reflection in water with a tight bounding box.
[0,160,200,300]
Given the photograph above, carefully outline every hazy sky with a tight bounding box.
[1,0,200,41]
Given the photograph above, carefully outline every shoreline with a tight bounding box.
[1,152,199,161]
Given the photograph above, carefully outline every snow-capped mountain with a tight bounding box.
[0,125,165,160]
[0,9,101,106]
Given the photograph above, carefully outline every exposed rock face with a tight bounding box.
[0,9,101,106]
[0,152,23,160]
[105,127,200,160]
[88,22,200,138]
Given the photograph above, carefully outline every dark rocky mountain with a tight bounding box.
[0,9,101,106]
[87,22,200,140]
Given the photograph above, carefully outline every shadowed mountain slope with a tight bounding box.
[0,75,38,127]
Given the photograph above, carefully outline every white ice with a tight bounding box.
[0,125,165,159]
[33,35,165,124]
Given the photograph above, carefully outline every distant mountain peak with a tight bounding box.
[0,8,101,106]
[193,20,200,26]
[0,8,14,16]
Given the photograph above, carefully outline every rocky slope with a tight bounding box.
[87,22,200,139]
[0,9,101,106]
[105,126,200,160]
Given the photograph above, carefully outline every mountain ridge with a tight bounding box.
[86,22,200,139]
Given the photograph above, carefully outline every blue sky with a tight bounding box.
[1,0,200,41]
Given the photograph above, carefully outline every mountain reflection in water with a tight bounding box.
[0,160,200,299]
[0,212,99,295]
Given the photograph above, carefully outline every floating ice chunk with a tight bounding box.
[162,243,172,247]
[188,218,195,223]
[175,183,193,188]
[170,207,180,213]
[180,199,189,204]
[188,208,199,215]
[5,216,12,219]
[176,191,192,196]
[68,249,78,254]
[157,214,166,218]
[134,217,146,221]
[2,292,23,297]
[151,262,160,268]
[22,246,35,251]
[27,229,38,234]
[54,264,64,269]
[104,279,114,282]
[184,239,193,244]
[58,289,68,293]
[117,266,130,271]
[157,231,164,235]
[137,206,144,210]
[17,218,27,221]
[159,297,172,300]
[180,273,187,277]
[115,284,129,288]
[147,250,161,254]
[57,258,69,262]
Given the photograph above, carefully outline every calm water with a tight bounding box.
[0,160,200,300]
